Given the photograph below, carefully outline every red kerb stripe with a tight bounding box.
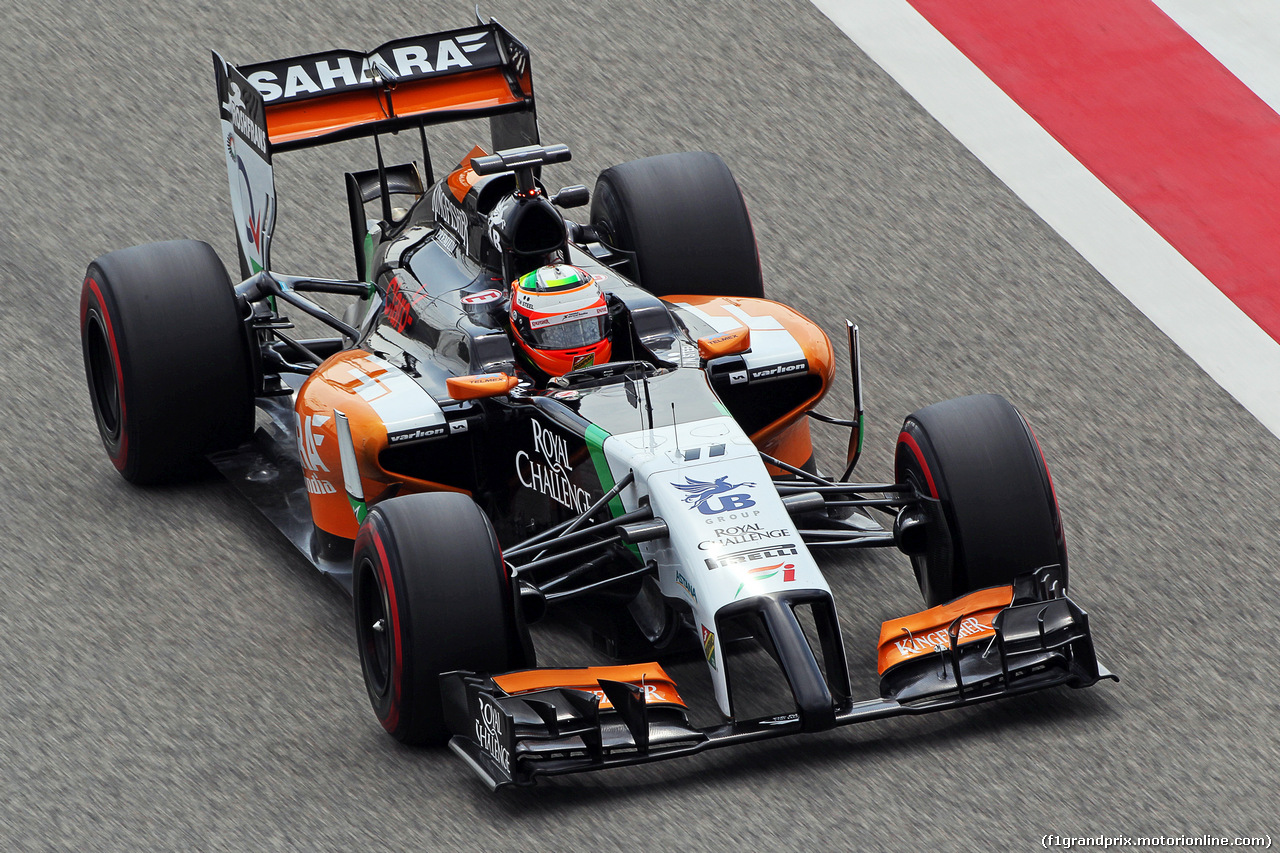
[906,0,1280,343]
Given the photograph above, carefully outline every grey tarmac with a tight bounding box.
[1,0,1276,849]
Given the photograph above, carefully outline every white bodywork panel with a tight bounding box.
[669,300,808,378]
[598,415,832,717]
[343,353,447,443]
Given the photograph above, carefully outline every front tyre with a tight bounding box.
[80,240,253,484]
[895,394,1067,607]
[353,492,534,746]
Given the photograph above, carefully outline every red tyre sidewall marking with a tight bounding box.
[83,278,128,470]
[1023,419,1068,567]
[896,430,939,498]
[1022,421,1060,514]
[368,524,403,733]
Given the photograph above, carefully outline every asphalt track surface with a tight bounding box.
[2,0,1276,849]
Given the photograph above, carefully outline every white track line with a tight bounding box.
[811,0,1280,440]
[1152,0,1280,116]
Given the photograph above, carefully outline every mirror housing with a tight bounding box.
[697,326,751,360]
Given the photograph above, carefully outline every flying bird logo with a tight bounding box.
[672,476,757,515]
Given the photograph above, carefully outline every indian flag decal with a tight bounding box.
[734,562,797,599]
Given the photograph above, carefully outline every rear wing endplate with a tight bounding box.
[214,52,275,278]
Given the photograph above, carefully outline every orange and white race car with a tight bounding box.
[78,18,1114,788]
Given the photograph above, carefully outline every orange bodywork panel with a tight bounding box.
[264,68,523,148]
[697,326,751,359]
[492,663,686,710]
[877,585,1015,675]
[447,144,488,202]
[662,295,836,470]
[295,350,468,539]
[760,417,818,477]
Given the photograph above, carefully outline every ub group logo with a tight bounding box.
[673,476,756,515]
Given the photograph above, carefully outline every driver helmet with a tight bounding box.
[509,264,612,376]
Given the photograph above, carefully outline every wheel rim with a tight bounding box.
[85,311,121,438]
[898,446,947,601]
[901,466,931,581]
[356,557,392,697]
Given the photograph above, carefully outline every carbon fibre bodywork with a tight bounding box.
[84,17,1114,790]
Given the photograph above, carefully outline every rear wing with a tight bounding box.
[213,21,539,277]
[237,23,538,153]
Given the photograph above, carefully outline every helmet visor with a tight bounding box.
[527,314,609,350]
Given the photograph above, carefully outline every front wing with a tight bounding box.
[442,589,1116,789]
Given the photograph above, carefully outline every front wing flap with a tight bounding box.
[441,671,707,790]
[878,588,1112,705]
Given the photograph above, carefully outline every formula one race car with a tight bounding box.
[78,18,1114,788]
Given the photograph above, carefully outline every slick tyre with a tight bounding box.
[591,152,764,298]
[353,492,534,746]
[80,240,253,484]
[895,394,1067,608]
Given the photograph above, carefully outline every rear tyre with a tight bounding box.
[353,492,534,746]
[591,152,764,298]
[80,240,253,484]
[895,394,1067,607]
